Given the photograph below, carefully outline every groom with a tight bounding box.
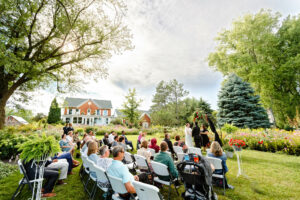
[192,121,202,148]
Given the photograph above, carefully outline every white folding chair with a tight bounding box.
[173,146,183,154]
[107,174,130,200]
[188,147,202,156]
[206,157,226,195]
[133,181,163,200]
[124,151,136,170]
[11,160,34,200]
[148,148,155,157]
[151,161,178,200]
[85,158,97,197]
[134,154,151,173]
[81,155,90,184]
[91,164,111,200]
[176,153,185,163]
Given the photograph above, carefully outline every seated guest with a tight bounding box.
[149,138,160,153]
[137,140,152,171]
[111,135,119,147]
[59,134,72,153]
[81,141,92,156]
[88,130,96,140]
[107,146,147,200]
[102,133,110,145]
[97,145,113,187]
[23,159,59,197]
[87,141,99,178]
[154,141,178,181]
[53,152,79,175]
[207,141,233,189]
[137,131,143,150]
[108,131,115,144]
[118,136,128,151]
[164,133,175,156]
[73,131,81,150]
[122,130,134,151]
[66,131,75,155]
[45,158,69,185]
[174,135,188,153]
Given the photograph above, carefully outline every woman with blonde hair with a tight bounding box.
[207,141,233,189]
[87,141,99,164]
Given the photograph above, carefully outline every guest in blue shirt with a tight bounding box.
[122,130,134,151]
[59,134,72,152]
[107,146,147,200]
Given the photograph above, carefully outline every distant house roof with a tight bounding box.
[64,97,112,109]
[10,116,29,124]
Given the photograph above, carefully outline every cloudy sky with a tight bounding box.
[24,0,300,114]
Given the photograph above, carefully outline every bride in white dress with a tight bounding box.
[185,123,193,147]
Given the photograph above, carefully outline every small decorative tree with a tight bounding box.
[47,98,61,124]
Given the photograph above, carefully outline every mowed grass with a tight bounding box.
[0,134,299,200]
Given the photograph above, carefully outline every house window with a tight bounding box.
[97,109,100,115]
[76,109,79,114]
[103,110,108,116]
[73,117,77,124]
[78,117,82,124]
[69,109,72,115]
[106,118,109,124]
[87,109,91,115]
[66,118,70,123]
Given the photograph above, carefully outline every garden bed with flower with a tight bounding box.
[224,129,300,156]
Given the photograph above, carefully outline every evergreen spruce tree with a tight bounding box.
[47,98,61,124]
[217,74,270,128]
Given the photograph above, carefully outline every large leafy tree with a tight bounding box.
[217,74,270,129]
[47,97,60,124]
[151,79,189,126]
[122,88,142,127]
[0,0,132,129]
[208,9,300,127]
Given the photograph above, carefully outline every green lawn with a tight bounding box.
[0,135,299,200]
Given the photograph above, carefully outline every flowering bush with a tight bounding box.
[228,138,246,148]
[0,162,18,180]
[225,129,300,156]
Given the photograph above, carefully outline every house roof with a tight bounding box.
[10,116,29,124]
[64,97,112,109]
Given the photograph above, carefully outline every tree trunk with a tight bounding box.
[0,99,7,129]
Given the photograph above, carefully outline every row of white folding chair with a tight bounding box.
[206,157,226,195]
[124,152,136,170]
[148,148,155,157]
[134,154,151,173]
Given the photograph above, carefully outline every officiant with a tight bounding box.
[192,121,202,148]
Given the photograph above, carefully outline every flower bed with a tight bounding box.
[224,129,300,156]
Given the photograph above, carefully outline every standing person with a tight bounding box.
[192,121,202,148]
[68,123,74,133]
[163,133,175,156]
[201,124,210,151]
[63,123,69,135]
[185,123,193,147]
[122,130,134,151]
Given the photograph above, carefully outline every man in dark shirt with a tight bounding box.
[192,122,202,148]
[122,130,134,151]
[163,133,175,157]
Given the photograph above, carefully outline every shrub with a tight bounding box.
[18,134,60,162]
[0,130,29,160]
[0,162,18,180]
[221,123,239,134]
[85,127,98,133]
[110,118,124,125]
